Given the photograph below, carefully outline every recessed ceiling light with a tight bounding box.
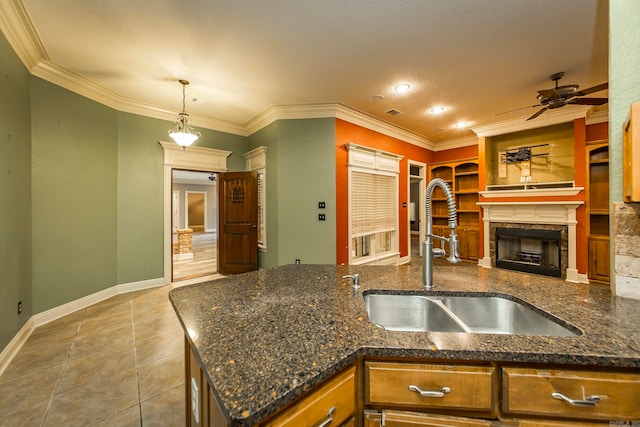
[454,121,469,128]
[394,83,411,93]
[430,106,446,114]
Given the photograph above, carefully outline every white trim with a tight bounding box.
[472,107,590,137]
[479,187,584,198]
[161,142,230,283]
[434,135,478,151]
[478,202,586,283]
[0,276,164,376]
[0,317,35,377]
[398,255,411,265]
[408,160,426,259]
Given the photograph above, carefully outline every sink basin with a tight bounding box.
[363,292,579,336]
[440,296,578,336]
[364,294,466,332]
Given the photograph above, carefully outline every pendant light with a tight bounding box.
[169,79,201,149]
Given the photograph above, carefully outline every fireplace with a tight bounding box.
[495,227,561,277]
[478,202,585,283]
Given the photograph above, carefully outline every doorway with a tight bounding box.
[172,170,218,282]
[408,161,426,259]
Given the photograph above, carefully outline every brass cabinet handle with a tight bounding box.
[408,385,451,398]
[315,406,336,427]
[552,392,601,407]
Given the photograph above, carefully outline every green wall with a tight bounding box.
[31,78,119,313]
[0,32,32,350]
[248,118,336,268]
[248,122,280,268]
[115,113,248,285]
[610,0,640,202]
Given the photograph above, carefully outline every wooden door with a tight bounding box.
[218,172,258,275]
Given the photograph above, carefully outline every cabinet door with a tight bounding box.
[265,366,355,427]
[458,228,479,261]
[588,236,610,282]
[374,410,492,427]
[502,367,640,421]
[365,362,495,412]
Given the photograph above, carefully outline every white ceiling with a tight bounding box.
[11,0,609,144]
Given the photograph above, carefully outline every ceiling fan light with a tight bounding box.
[430,106,446,114]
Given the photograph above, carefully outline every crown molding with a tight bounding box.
[471,106,590,137]
[0,0,47,69]
[585,104,609,125]
[433,135,478,151]
[246,103,437,150]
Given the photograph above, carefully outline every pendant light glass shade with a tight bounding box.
[169,80,200,148]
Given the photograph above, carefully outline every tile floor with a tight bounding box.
[0,285,186,426]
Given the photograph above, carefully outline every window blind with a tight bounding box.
[351,171,396,237]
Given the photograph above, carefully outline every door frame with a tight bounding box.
[160,141,231,284]
[407,160,426,260]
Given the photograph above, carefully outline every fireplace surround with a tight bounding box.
[479,202,586,283]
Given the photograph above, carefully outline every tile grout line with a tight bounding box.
[130,294,145,426]
[39,307,87,427]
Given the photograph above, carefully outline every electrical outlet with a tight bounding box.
[318,201,326,209]
[319,213,326,221]
[295,259,301,264]
[17,300,22,315]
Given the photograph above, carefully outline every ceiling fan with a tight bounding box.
[498,72,608,121]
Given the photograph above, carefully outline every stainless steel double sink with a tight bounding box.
[364,292,580,336]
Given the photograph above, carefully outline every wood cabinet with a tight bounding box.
[364,410,494,426]
[502,366,640,421]
[586,143,610,283]
[428,159,479,262]
[365,362,495,413]
[623,101,640,202]
[264,365,356,427]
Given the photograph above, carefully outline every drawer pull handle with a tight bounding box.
[315,406,336,427]
[408,385,451,398]
[552,392,601,407]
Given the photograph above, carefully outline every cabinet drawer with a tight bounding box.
[265,366,355,427]
[502,367,640,420]
[365,362,495,411]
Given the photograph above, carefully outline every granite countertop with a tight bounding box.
[169,262,640,426]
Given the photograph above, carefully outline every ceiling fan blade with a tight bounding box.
[575,82,608,96]
[526,107,548,121]
[568,97,608,105]
[495,104,541,116]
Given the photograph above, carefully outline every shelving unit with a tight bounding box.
[586,142,609,283]
[428,159,479,261]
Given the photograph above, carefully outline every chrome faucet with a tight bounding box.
[423,178,461,289]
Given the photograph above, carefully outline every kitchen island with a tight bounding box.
[169,262,640,426]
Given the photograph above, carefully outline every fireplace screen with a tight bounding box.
[495,227,561,277]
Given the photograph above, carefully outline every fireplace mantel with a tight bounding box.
[478,202,586,283]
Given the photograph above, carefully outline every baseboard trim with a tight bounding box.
[0,317,35,377]
[398,255,411,265]
[0,276,165,376]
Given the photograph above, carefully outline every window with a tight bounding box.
[244,146,268,250]
[257,169,266,248]
[347,144,402,265]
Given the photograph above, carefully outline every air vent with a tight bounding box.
[386,108,404,116]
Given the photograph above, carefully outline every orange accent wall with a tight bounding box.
[433,145,478,163]
[335,119,433,264]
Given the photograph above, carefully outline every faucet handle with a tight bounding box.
[447,235,462,263]
[342,274,360,289]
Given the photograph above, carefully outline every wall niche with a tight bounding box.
[485,122,575,188]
